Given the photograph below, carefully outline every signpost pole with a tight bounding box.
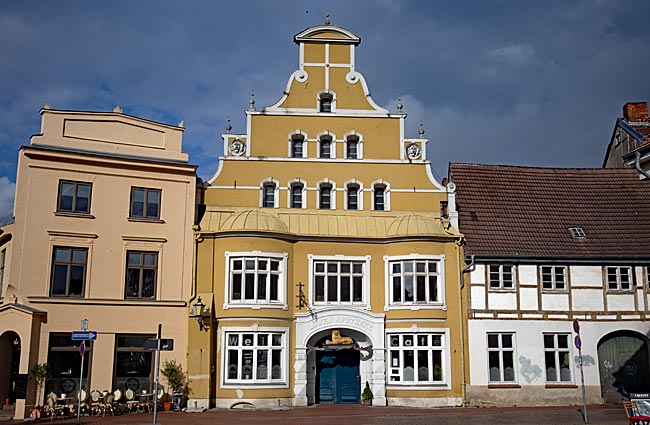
[573,319,587,424]
[153,324,162,425]
[77,319,88,424]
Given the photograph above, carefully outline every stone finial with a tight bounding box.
[325,11,331,25]
[43,102,50,110]
[418,121,425,138]
[113,105,123,113]
[178,120,185,128]
[225,115,232,133]
[396,95,403,114]
[248,90,256,111]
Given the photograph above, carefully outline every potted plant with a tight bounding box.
[28,363,49,417]
[361,381,373,406]
[160,360,190,411]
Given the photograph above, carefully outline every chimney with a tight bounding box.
[623,102,649,122]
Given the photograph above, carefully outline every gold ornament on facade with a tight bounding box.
[326,330,354,345]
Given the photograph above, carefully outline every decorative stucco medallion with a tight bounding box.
[229,139,246,156]
[406,142,421,160]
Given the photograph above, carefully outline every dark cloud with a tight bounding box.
[1,0,649,221]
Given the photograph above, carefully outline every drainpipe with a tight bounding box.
[458,252,475,406]
[460,254,475,290]
[633,151,650,180]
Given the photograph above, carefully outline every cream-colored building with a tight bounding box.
[0,107,196,419]
[188,22,464,410]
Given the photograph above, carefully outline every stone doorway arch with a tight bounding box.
[294,308,386,406]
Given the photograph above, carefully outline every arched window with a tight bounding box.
[319,93,333,113]
[319,185,332,209]
[262,184,276,208]
[346,136,359,159]
[346,183,362,211]
[290,183,304,208]
[373,185,386,211]
[260,178,279,208]
[291,135,305,158]
[319,137,332,159]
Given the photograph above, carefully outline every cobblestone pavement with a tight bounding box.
[11,404,627,425]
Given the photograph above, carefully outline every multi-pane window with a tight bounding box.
[346,185,359,210]
[262,184,276,208]
[319,185,332,209]
[313,259,365,305]
[319,139,332,158]
[57,181,91,214]
[606,266,632,290]
[50,247,87,297]
[125,251,158,299]
[113,335,155,393]
[225,331,285,384]
[319,94,333,113]
[488,264,515,290]
[290,184,303,208]
[388,333,444,384]
[130,188,161,219]
[541,266,567,290]
[487,333,516,383]
[346,138,358,159]
[389,259,441,305]
[46,333,92,396]
[544,334,572,383]
[291,137,304,158]
[229,256,283,305]
[374,185,386,211]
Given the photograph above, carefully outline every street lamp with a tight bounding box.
[189,297,208,331]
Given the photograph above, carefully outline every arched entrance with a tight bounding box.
[598,330,650,402]
[0,331,21,405]
[313,333,361,404]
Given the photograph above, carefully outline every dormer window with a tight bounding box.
[319,93,333,113]
[569,228,586,238]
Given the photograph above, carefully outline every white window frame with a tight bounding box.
[317,90,336,114]
[606,266,632,291]
[259,178,279,209]
[384,254,446,311]
[386,328,451,390]
[344,180,363,211]
[344,131,363,159]
[308,254,371,309]
[371,179,390,211]
[488,264,516,290]
[540,265,567,291]
[543,333,573,383]
[0,249,5,298]
[317,131,337,159]
[220,326,289,388]
[287,179,307,209]
[288,130,308,159]
[316,179,336,210]
[224,251,288,310]
[487,332,517,383]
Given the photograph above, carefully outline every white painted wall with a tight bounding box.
[519,288,538,310]
[570,265,602,287]
[518,265,537,285]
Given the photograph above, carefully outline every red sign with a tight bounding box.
[79,341,85,356]
[574,335,582,349]
[573,319,580,334]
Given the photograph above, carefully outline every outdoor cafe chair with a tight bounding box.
[102,392,115,416]
[45,394,65,422]
[89,390,102,415]
[124,388,139,414]
[112,389,123,414]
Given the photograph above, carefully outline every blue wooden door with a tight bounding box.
[317,350,360,404]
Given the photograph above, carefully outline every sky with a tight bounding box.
[1,0,650,222]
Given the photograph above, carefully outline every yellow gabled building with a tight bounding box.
[188,20,464,409]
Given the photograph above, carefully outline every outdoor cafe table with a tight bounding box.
[137,393,154,413]
[55,396,75,416]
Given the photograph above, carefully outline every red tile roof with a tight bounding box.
[449,163,650,260]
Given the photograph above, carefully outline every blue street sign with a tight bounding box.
[72,331,97,341]
[575,335,582,349]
